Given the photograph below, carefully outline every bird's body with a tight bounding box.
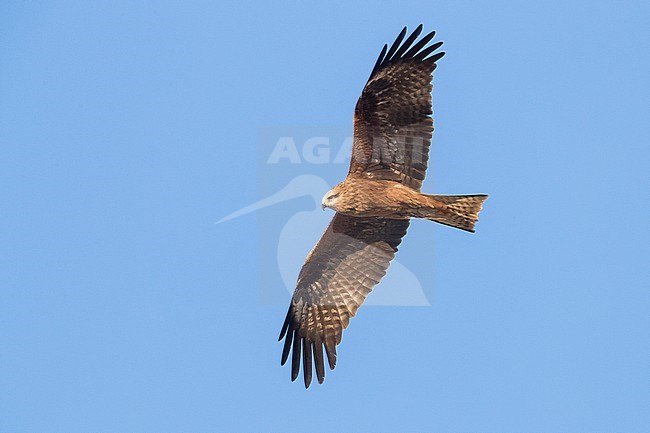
[323,177,418,218]
[279,25,488,387]
[323,176,486,231]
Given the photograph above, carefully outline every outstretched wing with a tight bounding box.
[279,214,409,387]
[350,25,445,191]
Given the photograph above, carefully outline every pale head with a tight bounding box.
[321,184,343,211]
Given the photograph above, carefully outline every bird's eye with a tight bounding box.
[328,194,338,201]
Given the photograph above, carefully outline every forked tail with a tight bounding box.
[420,194,488,233]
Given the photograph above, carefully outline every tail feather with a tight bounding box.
[420,194,488,233]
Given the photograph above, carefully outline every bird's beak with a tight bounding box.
[321,203,326,210]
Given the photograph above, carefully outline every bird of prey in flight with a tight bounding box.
[279,25,488,388]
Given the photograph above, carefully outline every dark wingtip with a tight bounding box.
[324,337,337,370]
[280,327,293,365]
[279,308,331,386]
[368,26,445,81]
[369,43,388,80]
[290,334,301,381]
[384,26,408,62]
[278,307,291,341]
[414,42,445,61]
[403,30,436,59]
[303,340,313,388]
[427,52,445,69]
[392,24,424,61]
[313,340,325,384]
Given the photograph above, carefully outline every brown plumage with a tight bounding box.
[279,25,488,388]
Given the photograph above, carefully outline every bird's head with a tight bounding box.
[321,185,343,211]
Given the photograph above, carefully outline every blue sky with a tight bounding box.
[1,1,648,432]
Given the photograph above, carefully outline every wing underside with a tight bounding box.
[350,25,444,191]
[279,214,409,387]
